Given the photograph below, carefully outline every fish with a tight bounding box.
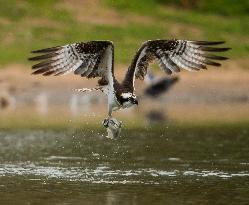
[102,117,122,139]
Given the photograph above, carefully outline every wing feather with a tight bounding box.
[139,40,229,77]
[29,41,114,85]
[31,46,61,53]
[123,39,230,92]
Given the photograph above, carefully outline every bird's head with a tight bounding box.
[119,92,138,108]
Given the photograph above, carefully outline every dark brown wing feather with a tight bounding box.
[123,39,230,92]
[29,41,114,84]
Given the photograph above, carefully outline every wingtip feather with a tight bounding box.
[31,46,61,54]
[28,53,58,61]
[201,47,231,52]
[191,40,226,46]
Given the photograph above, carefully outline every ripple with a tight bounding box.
[0,163,249,184]
[44,156,84,161]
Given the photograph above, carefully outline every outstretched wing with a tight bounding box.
[123,39,230,92]
[29,41,114,86]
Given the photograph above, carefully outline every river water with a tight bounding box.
[0,125,249,204]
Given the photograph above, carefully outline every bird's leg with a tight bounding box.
[102,118,109,128]
[102,109,112,128]
[108,108,112,118]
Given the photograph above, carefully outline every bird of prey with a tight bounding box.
[29,39,230,130]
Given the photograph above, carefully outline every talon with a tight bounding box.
[102,118,109,128]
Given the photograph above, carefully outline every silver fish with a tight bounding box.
[102,117,122,139]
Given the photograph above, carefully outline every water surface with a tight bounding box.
[0,125,249,204]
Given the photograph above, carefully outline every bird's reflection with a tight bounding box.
[144,71,179,98]
[106,190,137,205]
[142,71,179,123]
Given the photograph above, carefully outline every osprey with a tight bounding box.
[29,39,230,130]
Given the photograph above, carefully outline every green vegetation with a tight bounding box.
[175,0,249,16]
[106,0,249,16]
[0,0,248,66]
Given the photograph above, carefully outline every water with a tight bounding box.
[0,125,249,204]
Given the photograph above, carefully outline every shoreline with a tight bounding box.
[0,64,249,128]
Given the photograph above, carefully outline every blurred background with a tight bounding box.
[0,0,249,128]
[1,1,249,204]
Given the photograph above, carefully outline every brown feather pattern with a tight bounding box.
[29,41,114,82]
[135,40,230,80]
[121,39,230,93]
